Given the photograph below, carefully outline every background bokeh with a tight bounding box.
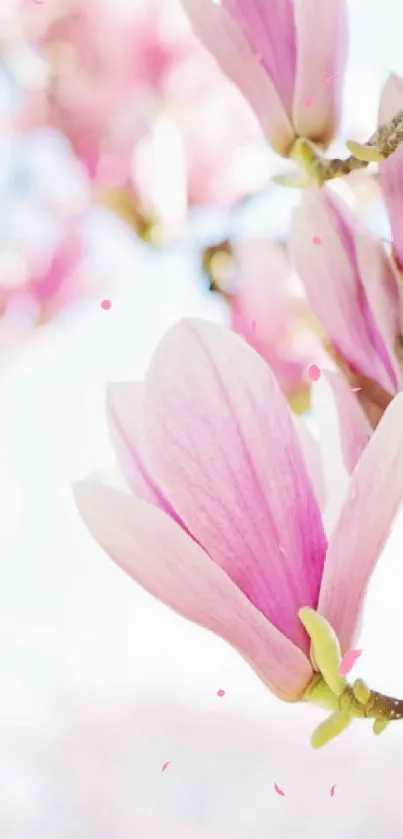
[1,0,403,836]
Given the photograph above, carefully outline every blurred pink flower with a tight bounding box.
[289,187,403,428]
[20,0,169,176]
[19,0,262,239]
[226,238,322,401]
[378,72,403,271]
[180,0,348,157]
[0,221,88,329]
[74,320,403,713]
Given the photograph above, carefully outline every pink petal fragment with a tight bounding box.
[292,0,348,147]
[338,649,362,676]
[379,74,403,269]
[318,393,403,651]
[106,382,184,527]
[180,0,295,156]
[144,319,327,652]
[223,0,296,112]
[73,482,313,701]
[274,783,286,796]
[308,363,321,382]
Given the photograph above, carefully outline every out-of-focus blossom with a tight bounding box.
[289,187,403,429]
[0,221,84,322]
[222,238,323,408]
[75,319,403,747]
[378,73,403,271]
[18,0,263,242]
[180,0,348,158]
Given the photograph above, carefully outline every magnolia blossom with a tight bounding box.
[180,0,348,158]
[378,73,403,271]
[289,187,403,429]
[75,319,403,749]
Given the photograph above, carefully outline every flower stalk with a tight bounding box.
[278,109,403,187]
[301,607,403,748]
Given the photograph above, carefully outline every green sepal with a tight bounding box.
[299,607,346,697]
[311,710,352,749]
[345,140,383,162]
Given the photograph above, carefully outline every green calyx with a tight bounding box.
[299,607,397,749]
[275,109,403,190]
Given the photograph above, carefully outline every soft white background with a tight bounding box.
[1,0,403,836]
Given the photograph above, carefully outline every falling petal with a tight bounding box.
[338,649,362,676]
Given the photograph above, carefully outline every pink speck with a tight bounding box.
[274,783,286,797]
[313,235,322,245]
[253,53,262,62]
[330,784,337,797]
[101,299,112,310]
[308,363,321,382]
[305,99,313,108]
[217,689,225,697]
[338,649,362,676]
[161,762,171,772]
[351,387,362,393]
[326,74,338,83]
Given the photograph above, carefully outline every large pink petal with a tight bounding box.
[143,319,327,653]
[231,240,290,345]
[106,382,185,528]
[324,371,371,474]
[292,0,348,147]
[379,74,403,269]
[223,0,296,112]
[74,482,313,701]
[355,230,402,391]
[180,0,295,156]
[293,416,326,510]
[318,393,403,652]
[289,188,396,392]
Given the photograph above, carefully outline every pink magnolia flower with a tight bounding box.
[289,186,403,429]
[378,73,403,271]
[74,319,403,746]
[180,0,348,157]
